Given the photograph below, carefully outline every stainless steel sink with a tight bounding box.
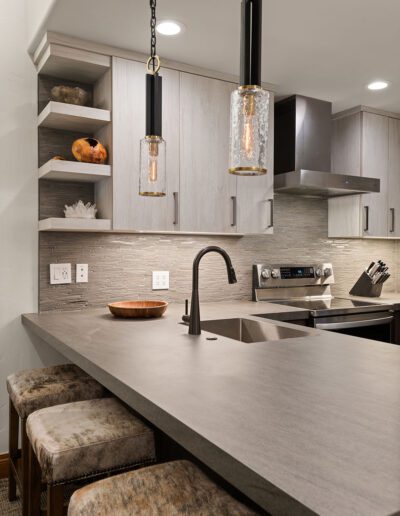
[201,318,313,343]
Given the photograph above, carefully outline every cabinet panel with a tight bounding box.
[388,118,400,237]
[328,113,362,237]
[179,73,237,233]
[236,93,274,234]
[112,57,179,230]
[361,112,389,237]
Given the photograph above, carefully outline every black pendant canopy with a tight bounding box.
[146,72,162,137]
[240,0,262,87]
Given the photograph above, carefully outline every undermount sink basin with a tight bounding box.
[201,318,313,343]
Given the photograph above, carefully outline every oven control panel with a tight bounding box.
[253,263,334,289]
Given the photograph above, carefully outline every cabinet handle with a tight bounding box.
[173,192,179,225]
[267,198,274,228]
[231,196,237,227]
[390,208,395,233]
[363,206,369,232]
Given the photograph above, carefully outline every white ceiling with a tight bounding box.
[40,0,400,113]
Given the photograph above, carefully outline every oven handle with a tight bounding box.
[315,315,394,331]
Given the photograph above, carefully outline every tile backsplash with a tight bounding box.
[39,194,398,311]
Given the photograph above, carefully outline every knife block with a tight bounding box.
[349,271,383,297]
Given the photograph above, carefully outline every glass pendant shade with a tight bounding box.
[139,135,166,197]
[229,85,269,175]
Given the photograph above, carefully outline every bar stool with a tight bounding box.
[27,397,156,516]
[67,460,258,515]
[6,364,104,515]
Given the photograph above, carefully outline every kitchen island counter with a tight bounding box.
[22,301,400,516]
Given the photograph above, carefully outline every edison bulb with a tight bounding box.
[242,93,255,160]
[148,141,159,183]
[139,136,166,196]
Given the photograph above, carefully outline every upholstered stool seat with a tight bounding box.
[27,397,156,516]
[68,460,257,516]
[7,364,104,419]
[6,364,104,516]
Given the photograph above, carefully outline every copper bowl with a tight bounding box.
[108,300,168,318]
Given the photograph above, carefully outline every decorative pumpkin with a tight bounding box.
[72,138,107,164]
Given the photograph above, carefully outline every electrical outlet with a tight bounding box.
[50,263,71,285]
[76,264,89,283]
[152,271,169,290]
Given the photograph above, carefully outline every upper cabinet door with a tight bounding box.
[236,92,274,234]
[388,117,400,237]
[179,73,237,233]
[361,112,389,237]
[112,57,180,231]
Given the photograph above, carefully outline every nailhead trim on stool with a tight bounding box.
[27,397,156,516]
[67,460,258,516]
[6,364,105,516]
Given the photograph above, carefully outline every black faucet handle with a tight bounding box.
[182,299,190,323]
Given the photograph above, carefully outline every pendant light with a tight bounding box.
[139,0,166,197]
[229,0,270,176]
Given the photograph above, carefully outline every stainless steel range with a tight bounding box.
[252,263,395,343]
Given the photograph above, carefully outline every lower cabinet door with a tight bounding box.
[112,57,180,231]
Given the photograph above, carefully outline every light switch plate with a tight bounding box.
[152,271,169,290]
[76,264,89,283]
[50,263,71,285]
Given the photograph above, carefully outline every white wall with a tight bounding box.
[26,0,58,50]
[0,0,64,454]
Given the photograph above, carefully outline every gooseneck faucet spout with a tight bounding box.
[188,246,237,335]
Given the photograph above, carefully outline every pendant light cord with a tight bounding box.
[149,0,157,72]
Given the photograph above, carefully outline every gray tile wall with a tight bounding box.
[39,194,397,311]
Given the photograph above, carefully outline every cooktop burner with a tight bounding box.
[271,297,391,317]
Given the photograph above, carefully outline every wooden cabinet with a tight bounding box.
[112,57,274,234]
[112,57,180,231]
[180,73,274,234]
[179,73,237,233]
[362,112,389,236]
[388,118,400,237]
[328,107,395,238]
[34,36,275,235]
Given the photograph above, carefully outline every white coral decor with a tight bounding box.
[64,200,97,219]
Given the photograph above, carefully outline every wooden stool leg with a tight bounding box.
[47,484,64,516]
[21,419,30,516]
[8,398,18,502]
[29,440,42,516]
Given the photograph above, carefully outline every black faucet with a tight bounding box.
[187,246,237,335]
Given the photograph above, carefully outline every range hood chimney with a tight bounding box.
[274,95,380,197]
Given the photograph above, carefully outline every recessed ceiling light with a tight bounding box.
[156,20,184,36]
[367,80,389,91]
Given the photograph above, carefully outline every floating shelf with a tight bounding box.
[36,43,111,83]
[39,159,111,183]
[39,218,112,232]
[38,101,111,132]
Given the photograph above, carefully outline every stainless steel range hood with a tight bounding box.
[273,95,380,198]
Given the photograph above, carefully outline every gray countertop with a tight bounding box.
[22,301,400,516]
[346,292,400,309]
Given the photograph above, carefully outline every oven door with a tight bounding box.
[313,311,394,343]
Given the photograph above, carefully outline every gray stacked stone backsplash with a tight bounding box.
[39,194,398,311]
